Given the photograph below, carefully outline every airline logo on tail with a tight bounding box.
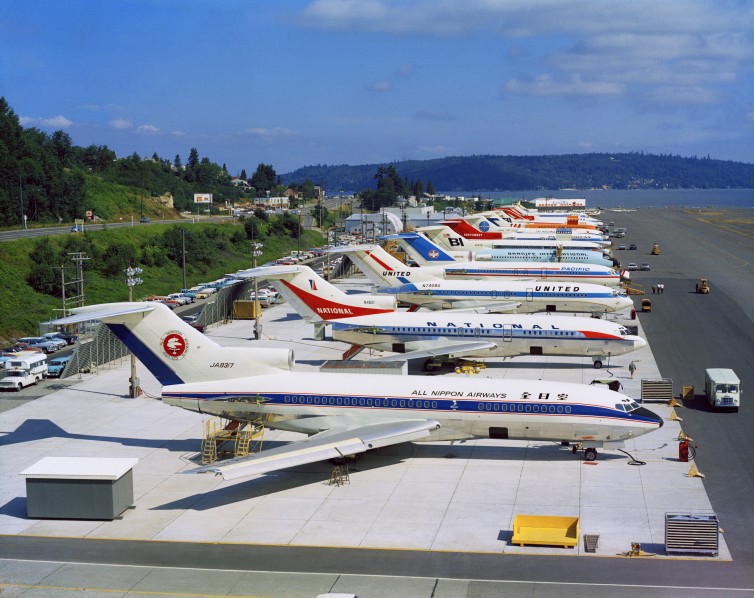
[162,331,188,359]
[309,279,318,291]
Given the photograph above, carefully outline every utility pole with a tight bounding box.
[181,229,186,289]
[125,264,143,398]
[249,227,263,340]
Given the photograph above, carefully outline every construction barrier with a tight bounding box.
[682,385,695,400]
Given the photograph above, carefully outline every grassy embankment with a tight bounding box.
[0,222,324,345]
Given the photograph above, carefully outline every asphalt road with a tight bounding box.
[611,208,754,564]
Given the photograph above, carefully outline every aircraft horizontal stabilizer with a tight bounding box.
[47,302,157,325]
[229,265,304,280]
[374,341,498,363]
[190,419,440,480]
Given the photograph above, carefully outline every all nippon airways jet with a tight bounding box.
[337,246,632,315]
[332,243,622,287]
[232,264,646,369]
[52,302,662,474]
[393,230,618,269]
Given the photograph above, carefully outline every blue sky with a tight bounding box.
[2,0,753,175]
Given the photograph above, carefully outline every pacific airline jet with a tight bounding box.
[338,246,632,314]
[52,302,662,474]
[385,231,619,267]
[233,265,646,369]
[331,243,622,287]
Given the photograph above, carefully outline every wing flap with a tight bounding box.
[374,341,498,362]
[191,419,440,481]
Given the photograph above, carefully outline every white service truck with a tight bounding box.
[0,353,47,391]
[705,368,741,411]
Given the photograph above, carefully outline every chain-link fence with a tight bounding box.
[57,280,261,379]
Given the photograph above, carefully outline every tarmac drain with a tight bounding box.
[584,534,599,553]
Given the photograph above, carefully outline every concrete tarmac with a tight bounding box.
[1,207,753,597]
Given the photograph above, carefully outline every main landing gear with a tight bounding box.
[571,443,599,461]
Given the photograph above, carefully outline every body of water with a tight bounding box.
[440,189,754,209]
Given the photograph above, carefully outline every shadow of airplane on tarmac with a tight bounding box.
[0,418,200,452]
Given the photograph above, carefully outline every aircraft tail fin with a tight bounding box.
[384,232,458,265]
[233,265,396,321]
[51,302,293,386]
[334,244,436,287]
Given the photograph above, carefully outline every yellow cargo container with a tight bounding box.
[511,515,579,548]
[232,300,260,320]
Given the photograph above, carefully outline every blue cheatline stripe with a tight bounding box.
[331,323,625,342]
[108,323,184,386]
[162,391,659,426]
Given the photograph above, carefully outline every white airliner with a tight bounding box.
[337,246,632,315]
[391,230,618,269]
[419,221,615,254]
[332,243,622,287]
[462,212,610,245]
[233,265,646,369]
[52,302,662,475]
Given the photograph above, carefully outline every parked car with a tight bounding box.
[161,299,181,309]
[640,262,651,271]
[15,336,65,353]
[629,243,637,250]
[617,244,627,250]
[0,369,42,391]
[46,355,72,378]
[167,293,191,305]
[43,331,78,345]
[139,217,151,223]
[70,224,83,233]
[626,263,639,271]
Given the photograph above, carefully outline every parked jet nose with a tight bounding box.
[633,405,664,429]
[615,295,634,311]
[629,335,647,350]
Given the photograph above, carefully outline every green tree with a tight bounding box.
[26,238,60,295]
[251,164,277,197]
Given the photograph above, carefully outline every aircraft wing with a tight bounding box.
[440,302,523,314]
[373,341,498,363]
[190,419,440,481]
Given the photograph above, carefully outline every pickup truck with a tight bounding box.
[0,369,43,391]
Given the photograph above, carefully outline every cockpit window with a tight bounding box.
[618,327,628,336]
[615,403,627,411]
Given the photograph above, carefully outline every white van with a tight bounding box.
[705,368,741,411]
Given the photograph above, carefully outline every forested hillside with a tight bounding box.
[0,98,302,227]
[283,153,754,192]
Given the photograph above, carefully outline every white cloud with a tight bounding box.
[366,79,393,92]
[298,1,753,108]
[109,119,133,130]
[136,124,160,134]
[504,75,624,97]
[20,115,73,128]
[244,127,293,137]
